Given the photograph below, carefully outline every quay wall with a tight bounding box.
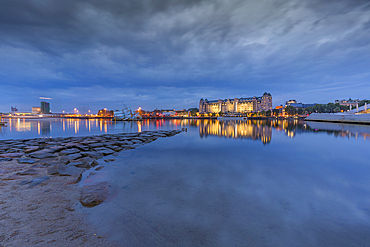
[305,113,370,124]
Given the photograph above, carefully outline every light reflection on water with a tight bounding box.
[67,119,370,247]
[2,118,370,245]
[1,118,370,142]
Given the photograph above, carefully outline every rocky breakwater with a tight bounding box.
[0,129,184,207]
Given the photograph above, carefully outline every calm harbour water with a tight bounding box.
[2,118,370,246]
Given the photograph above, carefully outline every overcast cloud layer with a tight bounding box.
[1,0,369,112]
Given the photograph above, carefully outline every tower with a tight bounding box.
[41,101,50,114]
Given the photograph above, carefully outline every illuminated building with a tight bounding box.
[335,99,360,106]
[285,99,316,108]
[199,92,272,114]
[41,101,50,114]
[32,107,41,113]
[98,108,114,117]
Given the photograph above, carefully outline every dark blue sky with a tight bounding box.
[1,0,369,113]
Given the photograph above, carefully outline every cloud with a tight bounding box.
[0,0,369,109]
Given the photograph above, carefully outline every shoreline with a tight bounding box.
[0,130,184,246]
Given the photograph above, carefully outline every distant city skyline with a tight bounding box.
[1,0,369,113]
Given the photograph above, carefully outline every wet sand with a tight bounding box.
[0,130,183,247]
[0,168,118,247]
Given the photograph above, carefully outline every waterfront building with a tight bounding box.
[199,92,272,114]
[285,100,316,108]
[41,101,50,114]
[98,108,114,117]
[335,99,360,106]
[32,107,41,113]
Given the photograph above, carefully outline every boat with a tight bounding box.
[114,103,141,121]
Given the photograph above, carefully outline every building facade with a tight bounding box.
[98,108,114,117]
[41,101,50,114]
[335,99,359,106]
[199,92,272,114]
[32,107,41,113]
[285,100,316,108]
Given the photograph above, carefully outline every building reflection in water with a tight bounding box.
[272,119,304,138]
[198,120,272,144]
[304,121,370,141]
[1,117,369,142]
[39,121,51,137]
[272,119,370,141]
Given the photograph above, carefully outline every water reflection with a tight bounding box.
[84,119,370,246]
[1,118,370,142]
[198,120,272,144]
[39,121,51,137]
[305,121,370,141]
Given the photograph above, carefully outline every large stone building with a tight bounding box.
[199,92,272,114]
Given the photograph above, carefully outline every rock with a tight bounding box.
[95,166,104,171]
[47,165,59,175]
[75,157,99,167]
[0,158,13,162]
[152,133,167,137]
[0,153,25,158]
[31,163,52,168]
[6,148,24,153]
[59,156,71,165]
[93,147,115,155]
[66,153,82,160]
[106,145,122,152]
[80,140,97,145]
[47,164,84,177]
[12,144,27,149]
[2,174,22,180]
[49,145,66,152]
[75,145,90,151]
[59,153,82,164]
[120,140,133,145]
[139,134,154,138]
[89,143,105,148]
[80,151,104,160]
[79,181,110,207]
[87,171,97,178]
[17,158,36,164]
[19,176,49,188]
[16,169,39,176]
[59,148,80,155]
[44,141,60,145]
[91,160,99,167]
[64,143,80,148]
[130,139,143,144]
[104,159,116,162]
[65,143,89,151]
[30,152,58,159]
[23,146,40,153]
[68,161,88,168]
[38,148,55,153]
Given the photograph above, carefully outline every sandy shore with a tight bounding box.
[0,130,183,247]
[0,169,118,247]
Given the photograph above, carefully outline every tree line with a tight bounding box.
[284,100,370,116]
